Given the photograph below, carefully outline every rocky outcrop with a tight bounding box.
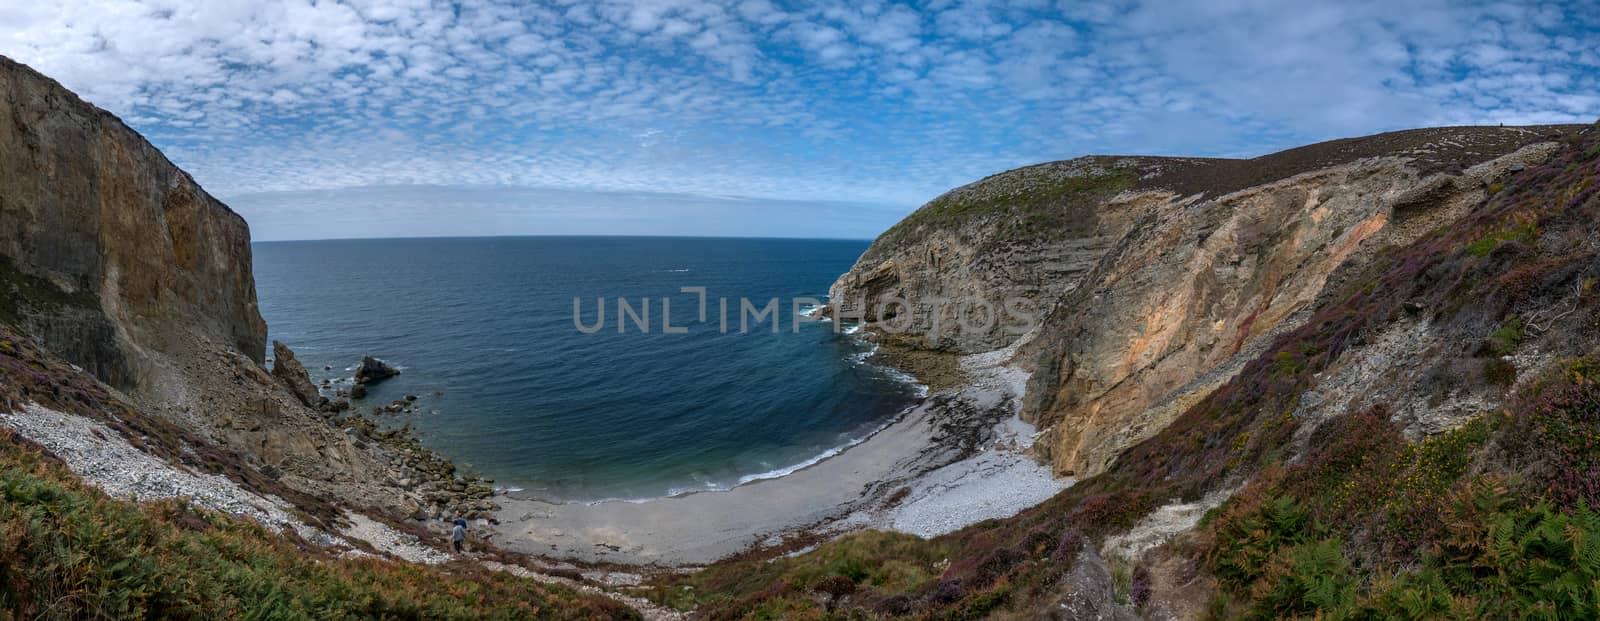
[271,340,325,409]
[827,158,1166,352]
[831,124,1589,478]
[355,355,400,385]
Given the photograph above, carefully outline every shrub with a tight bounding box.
[812,575,857,599]
[1465,222,1539,257]
[1248,538,1356,619]
[1130,564,1153,608]
[1271,351,1306,377]
[1498,371,1600,509]
[1211,482,1600,620]
[929,578,965,605]
[1487,316,1525,356]
[1019,523,1058,555]
[973,546,1026,585]
[1205,362,1600,620]
[1208,494,1309,586]
[1484,357,1518,387]
[873,594,914,615]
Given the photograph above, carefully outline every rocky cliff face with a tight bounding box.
[831,124,1589,478]
[0,55,264,391]
[827,157,1167,352]
[0,56,496,522]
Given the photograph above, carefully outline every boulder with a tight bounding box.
[355,355,400,385]
[350,383,368,399]
[271,341,326,408]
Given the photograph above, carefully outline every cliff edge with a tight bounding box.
[0,55,264,390]
[697,122,1600,620]
[830,123,1590,478]
[0,55,495,525]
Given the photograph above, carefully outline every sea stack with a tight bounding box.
[355,355,401,385]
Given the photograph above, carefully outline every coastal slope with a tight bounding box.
[678,121,1600,618]
[0,54,412,512]
[829,124,1585,478]
[0,56,651,618]
[7,49,1600,620]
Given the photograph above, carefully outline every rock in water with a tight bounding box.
[271,341,326,408]
[355,355,400,385]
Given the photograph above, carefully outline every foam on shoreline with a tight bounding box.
[505,332,934,507]
[492,340,1070,566]
[505,403,917,506]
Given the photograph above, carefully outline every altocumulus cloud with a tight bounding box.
[2,0,1597,240]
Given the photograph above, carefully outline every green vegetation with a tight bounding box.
[874,164,1137,252]
[651,531,956,618]
[1464,221,1538,257]
[1,324,635,619]
[1271,350,1306,377]
[1484,357,1519,387]
[1207,486,1600,621]
[0,433,638,620]
[1205,364,1600,620]
[1488,316,1526,356]
[0,259,98,327]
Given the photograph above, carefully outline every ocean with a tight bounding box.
[252,236,920,502]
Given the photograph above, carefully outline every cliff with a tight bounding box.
[691,122,1600,620]
[0,56,500,528]
[830,124,1588,478]
[0,57,676,619]
[0,55,264,388]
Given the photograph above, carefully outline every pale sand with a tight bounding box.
[488,348,1068,566]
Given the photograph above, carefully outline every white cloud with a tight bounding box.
[1,0,1595,240]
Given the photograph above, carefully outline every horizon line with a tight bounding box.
[251,232,879,244]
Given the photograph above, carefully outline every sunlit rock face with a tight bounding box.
[0,54,266,394]
[831,123,1583,478]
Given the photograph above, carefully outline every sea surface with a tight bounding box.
[252,236,920,501]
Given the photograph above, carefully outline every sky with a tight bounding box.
[3,0,1598,241]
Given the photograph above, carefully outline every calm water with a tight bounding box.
[252,236,919,501]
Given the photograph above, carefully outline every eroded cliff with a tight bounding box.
[680,122,1600,620]
[0,56,492,523]
[830,124,1588,478]
[0,56,264,388]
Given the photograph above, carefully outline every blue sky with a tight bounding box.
[3,0,1598,241]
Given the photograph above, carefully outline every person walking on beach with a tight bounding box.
[451,518,467,554]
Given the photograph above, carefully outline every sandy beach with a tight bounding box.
[488,345,1071,566]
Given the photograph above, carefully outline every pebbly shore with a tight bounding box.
[488,339,1070,566]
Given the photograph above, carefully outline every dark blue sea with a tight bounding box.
[252,236,920,501]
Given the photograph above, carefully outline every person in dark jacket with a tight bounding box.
[451,518,467,553]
